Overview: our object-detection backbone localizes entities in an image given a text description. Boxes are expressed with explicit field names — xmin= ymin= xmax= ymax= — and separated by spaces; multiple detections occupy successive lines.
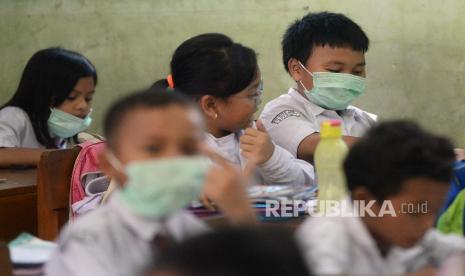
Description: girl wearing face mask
xmin=153 ymin=33 xmax=315 ymax=190
xmin=0 ymin=47 xmax=97 ymax=167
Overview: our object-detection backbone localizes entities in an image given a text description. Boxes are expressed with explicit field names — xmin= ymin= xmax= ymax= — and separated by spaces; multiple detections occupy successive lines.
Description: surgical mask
xmin=107 ymin=153 xmax=210 ymax=218
xmin=48 ymin=108 xmax=92 ymax=138
xmin=298 ymin=62 xmax=365 ymax=110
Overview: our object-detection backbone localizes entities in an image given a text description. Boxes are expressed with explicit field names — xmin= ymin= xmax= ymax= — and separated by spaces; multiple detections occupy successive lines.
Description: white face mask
xmin=106 ymin=152 xmax=210 ymax=218
xmin=48 ymin=108 xmax=92 ymax=138
xmin=298 ymin=62 xmax=366 ymax=110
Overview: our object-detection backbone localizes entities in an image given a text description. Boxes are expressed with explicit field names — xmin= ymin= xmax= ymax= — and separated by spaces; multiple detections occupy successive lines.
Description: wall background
xmin=1 ymin=0 xmax=464 ymax=145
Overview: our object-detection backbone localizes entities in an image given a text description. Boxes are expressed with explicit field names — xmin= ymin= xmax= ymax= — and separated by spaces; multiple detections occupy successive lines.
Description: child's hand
xmin=240 ymin=119 xmax=275 ymax=165
xmin=455 ymin=148 xmax=465 ymax=161
xmin=200 ymin=145 xmax=257 ymax=226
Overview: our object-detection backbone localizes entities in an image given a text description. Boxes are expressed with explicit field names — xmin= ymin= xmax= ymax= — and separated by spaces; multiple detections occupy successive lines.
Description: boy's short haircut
xmin=147 ymin=228 xmax=312 ymax=276
xmin=282 ymin=11 xmax=369 ymax=72
xmin=103 ymin=87 xmax=192 ymax=150
xmin=344 ymin=121 xmax=455 ymax=200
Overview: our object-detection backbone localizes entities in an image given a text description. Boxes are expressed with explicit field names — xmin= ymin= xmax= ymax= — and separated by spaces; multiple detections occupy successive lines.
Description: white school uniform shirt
xmin=45 ymin=193 xmax=209 ymax=276
xmin=259 ymin=88 xmax=377 ymax=157
xmin=296 ymin=214 xmax=465 ymax=275
xmin=203 ymin=130 xmax=315 ymax=187
xmin=0 ymin=106 xmax=65 ymax=148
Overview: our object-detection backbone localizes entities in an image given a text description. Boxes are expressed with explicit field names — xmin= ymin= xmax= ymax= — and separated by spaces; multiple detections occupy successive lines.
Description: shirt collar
xmin=108 ymin=192 xmax=165 ymax=241
xmin=205 ymin=132 xmax=237 ymax=144
xmin=288 ymin=87 xmax=326 ymax=116
xmin=288 ymin=87 xmax=356 ymax=116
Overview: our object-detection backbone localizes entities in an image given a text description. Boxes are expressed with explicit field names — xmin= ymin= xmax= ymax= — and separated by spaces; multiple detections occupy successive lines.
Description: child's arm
xmin=200 ymin=146 xmax=257 ymax=226
xmin=259 ymin=108 xmax=358 ymax=164
xmin=240 ymin=120 xmax=314 ymax=186
xmin=297 ymin=133 xmax=358 ymax=164
xmin=0 ymin=148 xmax=48 ymax=168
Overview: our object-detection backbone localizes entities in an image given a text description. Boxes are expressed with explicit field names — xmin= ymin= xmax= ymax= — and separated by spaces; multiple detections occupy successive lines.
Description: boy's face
xmin=356 ymin=177 xmax=449 ymax=250
xmin=288 ymin=45 xmax=366 ymax=92
xmin=102 ymin=105 xmax=202 ymax=185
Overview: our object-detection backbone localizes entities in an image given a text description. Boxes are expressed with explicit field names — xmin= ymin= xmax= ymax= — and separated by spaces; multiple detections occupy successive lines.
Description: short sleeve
xmin=296 ymin=217 xmax=351 ymax=275
xmin=0 ymin=107 xmax=28 ymax=147
xmin=45 ymin=223 xmax=115 ymax=276
xmin=260 ymin=106 xmax=317 ymax=157
xmin=359 ymin=110 xmax=378 ymax=126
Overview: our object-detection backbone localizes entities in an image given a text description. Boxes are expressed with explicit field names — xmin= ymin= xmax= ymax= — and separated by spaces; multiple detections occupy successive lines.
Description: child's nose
xmin=163 ymin=147 xmax=184 ymax=158
xmin=76 ymin=97 xmax=90 ymax=114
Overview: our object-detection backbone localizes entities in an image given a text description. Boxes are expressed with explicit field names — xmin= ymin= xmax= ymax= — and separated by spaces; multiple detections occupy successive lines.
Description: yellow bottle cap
xmin=320 ymin=120 xmax=342 ymax=138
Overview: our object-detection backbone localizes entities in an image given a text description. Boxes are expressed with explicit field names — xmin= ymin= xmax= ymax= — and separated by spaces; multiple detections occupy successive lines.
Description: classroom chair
xmin=0 ymin=242 xmax=13 ymax=276
xmin=37 ymin=147 xmax=81 ymax=241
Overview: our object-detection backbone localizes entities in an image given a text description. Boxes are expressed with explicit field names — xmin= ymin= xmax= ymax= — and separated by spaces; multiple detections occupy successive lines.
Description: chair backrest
xmin=0 ymin=242 xmax=13 ymax=276
xmin=37 ymin=147 xmax=81 ymax=241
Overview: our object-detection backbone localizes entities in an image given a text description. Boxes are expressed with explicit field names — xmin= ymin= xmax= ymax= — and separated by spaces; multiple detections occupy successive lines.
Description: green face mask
xmin=298 ymin=62 xmax=366 ymax=110
xmin=48 ymin=108 xmax=92 ymax=138
xmin=107 ymin=153 xmax=210 ymax=218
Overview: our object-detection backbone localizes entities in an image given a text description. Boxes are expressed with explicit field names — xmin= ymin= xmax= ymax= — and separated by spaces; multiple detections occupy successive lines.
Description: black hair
xmin=1 ymin=47 xmax=97 ymax=148
xmin=147 ymin=227 xmax=311 ymax=276
xmin=282 ymin=12 xmax=369 ymax=72
xmin=155 ymin=33 xmax=258 ymax=99
xmin=344 ymin=121 xmax=455 ymax=200
xmin=103 ymin=86 xmax=192 ymax=150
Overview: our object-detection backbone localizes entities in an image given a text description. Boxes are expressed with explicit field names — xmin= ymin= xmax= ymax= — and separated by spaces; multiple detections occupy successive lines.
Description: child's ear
xmin=288 ymin=58 xmax=303 ymax=81
xmin=98 ymin=150 xmax=127 ymax=186
xmin=198 ymin=95 xmax=219 ymax=120
xmin=351 ymin=187 xmax=376 ymax=202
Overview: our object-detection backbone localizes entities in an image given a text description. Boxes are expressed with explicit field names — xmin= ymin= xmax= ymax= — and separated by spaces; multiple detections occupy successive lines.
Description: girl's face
xmin=56 ymin=76 xmax=95 ymax=118
xmin=214 ymin=71 xmax=262 ymax=134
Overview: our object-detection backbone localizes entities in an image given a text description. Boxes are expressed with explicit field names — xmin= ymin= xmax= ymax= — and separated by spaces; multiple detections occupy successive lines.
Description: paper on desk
xmin=8 ymin=233 xmax=56 ymax=265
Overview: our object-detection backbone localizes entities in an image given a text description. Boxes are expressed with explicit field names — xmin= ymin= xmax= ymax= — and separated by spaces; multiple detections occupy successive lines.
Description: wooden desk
xmin=0 ymin=169 xmax=37 ymax=241
xmin=204 ymin=214 xmax=306 ymax=231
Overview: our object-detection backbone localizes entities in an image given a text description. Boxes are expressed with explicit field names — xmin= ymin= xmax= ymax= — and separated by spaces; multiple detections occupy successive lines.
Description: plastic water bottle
xmin=314 ymin=120 xmax=348 ymax=213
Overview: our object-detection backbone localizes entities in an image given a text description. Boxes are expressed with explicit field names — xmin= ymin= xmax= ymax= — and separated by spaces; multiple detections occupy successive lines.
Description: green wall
xmin=1 ymin=0 xmax=465 ymax=145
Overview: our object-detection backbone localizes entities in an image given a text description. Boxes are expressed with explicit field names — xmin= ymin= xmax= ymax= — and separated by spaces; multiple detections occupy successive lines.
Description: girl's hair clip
xmin=167 ymin=74 xmax=175 ymax=89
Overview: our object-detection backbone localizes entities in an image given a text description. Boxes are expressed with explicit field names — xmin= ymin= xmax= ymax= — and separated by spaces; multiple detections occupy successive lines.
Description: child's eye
xmin=85 ymin=97 xmax=93 ymax=102
xmin=145 ymin=145 xmax=162 ymax=154
xmin=182 ymin=143 xmax=199 ymax=155
xmin=67 ymin=96 xmax=77 ymax=101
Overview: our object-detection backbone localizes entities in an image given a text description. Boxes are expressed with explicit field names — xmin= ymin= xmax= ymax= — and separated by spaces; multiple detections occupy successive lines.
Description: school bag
xmin=436 ymin=160 xmax=465 ymax=235
xmin=69 ymin=140 xmax=111 ymax=217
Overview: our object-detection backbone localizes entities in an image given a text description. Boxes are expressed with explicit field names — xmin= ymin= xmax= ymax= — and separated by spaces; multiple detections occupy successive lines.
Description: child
xmin=297 ymin=121 xmax=465 ymax=275
xmin=0 ymin=47 xmax=97 ymax=167
xmin=145 ymin=227 xmax=311 ymax=276
xmin=260 ymin=12 xmax=377 ymax=163
xmin=45 ymin=88 xmax=256 ymax=276
xmin=154 ymin=33 xmax=314 ymax=188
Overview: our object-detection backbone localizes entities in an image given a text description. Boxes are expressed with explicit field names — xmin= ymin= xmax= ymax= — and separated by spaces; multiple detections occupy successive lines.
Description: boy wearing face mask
xmin=45 ymin=88 xmax=256 ymax=276
xmin=260 ymin=12 xmax=377 ymax=164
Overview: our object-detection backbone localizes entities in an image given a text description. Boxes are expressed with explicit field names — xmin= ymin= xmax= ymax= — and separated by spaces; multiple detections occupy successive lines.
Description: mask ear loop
xmin=299 ymin=80 xmax=310 ymax=92
xmin=297 ymin=61 xmax=314 ymax=92
xmin=106 ymin=151 xmax=125 ymax=173
xmin=298 ymin=61 xmax=314 ymax=77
